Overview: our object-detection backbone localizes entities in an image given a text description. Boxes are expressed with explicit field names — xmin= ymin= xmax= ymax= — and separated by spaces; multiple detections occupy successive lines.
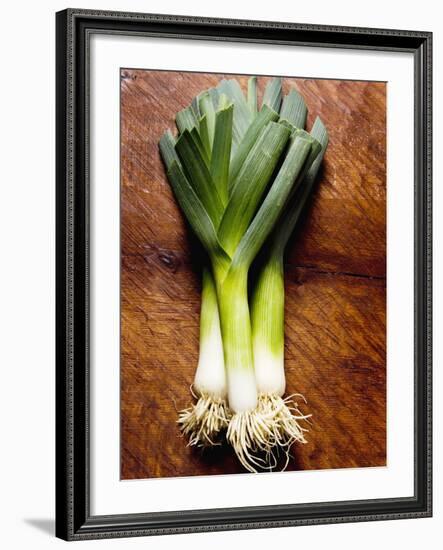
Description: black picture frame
xmin=55 ymin=8 xmax=432 ymax=541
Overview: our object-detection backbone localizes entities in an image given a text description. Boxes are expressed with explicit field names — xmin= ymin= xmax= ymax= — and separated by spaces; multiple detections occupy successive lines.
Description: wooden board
xmin=120 ymin=70 xmax=386 ymax=479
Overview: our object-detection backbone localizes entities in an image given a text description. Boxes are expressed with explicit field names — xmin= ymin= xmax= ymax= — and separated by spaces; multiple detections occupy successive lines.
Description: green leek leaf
xmin=176 ymin=106 xmax=199 ymax=134
xmin=262 ymin=77 xmax=282 ymax=113
xmin=231 ymin=135 xmax=313 ymax=271
xmin=217 ymin=79 xmax=252 ymax=148
xmin=279 ymin=89 xmax=307 ymax=129
xmin=199 ymin=91 xmax=217 ymax=150
xmin=270 ymin=116 xmax=328 ymax=255
xmin=217 ymin=121 xmax=290 ymax=256
xmin=159 ymin=130 xmax=180 ymax=171
xmin=198 ymin=115 xmax=211 ymax=159
xmin=166 ymin=161 xmax=230 ymax=275
xmin=247 ymin=76 xmax=258 ymax=115
xmin=228 ymin=104 xmax=279 ymax=192
xmin=210 ymin=104 xmax=234 ymax=206
xmin=175 ymin=130 xmax=224 ymax=227
xmin=191 ymin=96 xmax=200 ymax=119
xmin=208 ymin=87 xmax=220 ymax=108
xmin=188 ymin=126 xmax=210 ymax=166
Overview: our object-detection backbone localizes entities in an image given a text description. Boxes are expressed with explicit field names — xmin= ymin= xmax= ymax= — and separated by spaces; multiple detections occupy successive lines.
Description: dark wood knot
xmin=158 ymin=251 xmax=179 ymax=272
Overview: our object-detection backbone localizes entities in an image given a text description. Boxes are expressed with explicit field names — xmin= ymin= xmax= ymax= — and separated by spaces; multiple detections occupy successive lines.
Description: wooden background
xmin=120 ymin=70 xmax=386 ymax=479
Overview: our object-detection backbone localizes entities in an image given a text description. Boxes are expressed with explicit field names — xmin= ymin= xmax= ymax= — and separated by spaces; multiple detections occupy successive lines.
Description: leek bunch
xmin=159 ymin=76 xmax=328 ymax=472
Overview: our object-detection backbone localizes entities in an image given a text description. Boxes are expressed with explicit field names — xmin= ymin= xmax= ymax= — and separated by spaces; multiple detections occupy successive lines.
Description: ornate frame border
xmin=55 ymin=9 xmax=432 ymax=540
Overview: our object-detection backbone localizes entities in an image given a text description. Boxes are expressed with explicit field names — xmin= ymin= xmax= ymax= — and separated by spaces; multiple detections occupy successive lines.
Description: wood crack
xmin=286 ymin=263 xmax=386 ymax=281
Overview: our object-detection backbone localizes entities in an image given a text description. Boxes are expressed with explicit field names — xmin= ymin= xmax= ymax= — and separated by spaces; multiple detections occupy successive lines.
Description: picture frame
xmin=55 ymin=8 xmax=432 ymax=541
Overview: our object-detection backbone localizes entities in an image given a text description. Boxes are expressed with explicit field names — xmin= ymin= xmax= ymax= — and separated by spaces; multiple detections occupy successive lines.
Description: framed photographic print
xmin=55 ymin=8 xmax=432 ymax=541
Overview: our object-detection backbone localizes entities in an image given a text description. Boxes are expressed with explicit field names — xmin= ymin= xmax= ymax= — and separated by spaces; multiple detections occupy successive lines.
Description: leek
xmin=160 ymin=131 xmax=231 ymax=447
xmin=222 ymin=135 xmax=317 ymax=469
xmin=178 ymin=266 xmax=230 ymax=446
xmin=251 ymin=116 xmax=329 ymax=457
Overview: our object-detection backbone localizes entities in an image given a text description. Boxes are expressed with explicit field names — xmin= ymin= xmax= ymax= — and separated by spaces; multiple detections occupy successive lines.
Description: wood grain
xmin=120 ymin=69 xmax=386 ymax=479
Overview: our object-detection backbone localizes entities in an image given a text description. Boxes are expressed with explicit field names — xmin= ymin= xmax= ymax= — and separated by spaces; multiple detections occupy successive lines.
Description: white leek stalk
xmin=178 ymin=267 xmax=230 ymax=446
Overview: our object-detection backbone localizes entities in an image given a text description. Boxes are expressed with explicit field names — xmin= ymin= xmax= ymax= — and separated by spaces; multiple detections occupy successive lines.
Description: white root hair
xmin=226 ymin=394 xmax=312 ymax=473
xmin=178 ymin=387 xmax=311 ymax=471
xmin=226 ymin=410 xmax=277 ymax=472
xmin=257 ymin=393 xmax=312 ymax=469
xmin=177 ymin=389 xmax=231 ymax=448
